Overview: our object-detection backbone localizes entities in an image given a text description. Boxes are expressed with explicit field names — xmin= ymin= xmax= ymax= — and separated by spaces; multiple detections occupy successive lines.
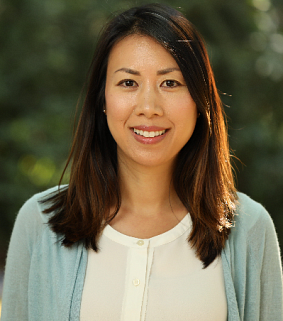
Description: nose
xmin=134 ymin=84 xmax=163 ymax=118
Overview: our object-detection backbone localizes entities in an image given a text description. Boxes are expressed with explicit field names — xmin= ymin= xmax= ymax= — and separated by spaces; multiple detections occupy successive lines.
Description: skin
xmin=105 ymin=35 xmax=198 ymax=238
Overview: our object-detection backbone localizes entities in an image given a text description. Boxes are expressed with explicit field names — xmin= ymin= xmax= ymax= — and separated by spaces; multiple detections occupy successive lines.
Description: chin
xmin=131 ymin=155 xmax=176 ymax=169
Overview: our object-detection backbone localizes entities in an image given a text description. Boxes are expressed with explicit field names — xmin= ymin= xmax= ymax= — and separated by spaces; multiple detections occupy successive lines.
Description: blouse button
xmin=133 ymin=279 xmax=140 ymax=286
xmin=137 ymin=240 xmax=144 ymax=246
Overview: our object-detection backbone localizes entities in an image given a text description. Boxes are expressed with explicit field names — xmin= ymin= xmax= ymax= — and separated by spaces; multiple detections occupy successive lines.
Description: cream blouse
xmin=80 ymin=214 xmax=227 ymax=321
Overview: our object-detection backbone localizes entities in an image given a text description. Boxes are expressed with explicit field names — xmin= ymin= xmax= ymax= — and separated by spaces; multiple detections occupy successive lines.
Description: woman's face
xmin=105 ymin=35 xmax=198 ymax=169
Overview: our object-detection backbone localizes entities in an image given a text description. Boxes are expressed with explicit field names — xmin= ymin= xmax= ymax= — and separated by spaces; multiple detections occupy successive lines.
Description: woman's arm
xmin=227 ymin=193 xmax=283 ymax=320
xmin=1 ymin=194 xmax=45 ymax=321
xmin=258 ymin=209 xmax=283 ymax=320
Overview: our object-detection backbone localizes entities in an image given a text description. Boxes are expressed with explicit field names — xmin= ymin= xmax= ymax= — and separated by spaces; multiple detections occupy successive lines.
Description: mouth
xmin=133 ymin=128 xmax=166 ymax=138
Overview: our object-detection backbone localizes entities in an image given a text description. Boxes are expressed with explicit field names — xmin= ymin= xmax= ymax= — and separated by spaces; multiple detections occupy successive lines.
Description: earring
xmin=103 ymin=109 xmax=106 ymax=114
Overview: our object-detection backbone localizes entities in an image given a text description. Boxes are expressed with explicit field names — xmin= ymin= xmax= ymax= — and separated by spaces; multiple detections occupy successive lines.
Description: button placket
xmin=121 ymin=244 xmax=149 ymax=321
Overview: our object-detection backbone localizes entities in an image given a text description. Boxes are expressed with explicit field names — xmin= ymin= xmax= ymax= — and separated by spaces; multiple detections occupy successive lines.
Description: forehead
xmin=107 ymin=35 xmax=179 ymax=72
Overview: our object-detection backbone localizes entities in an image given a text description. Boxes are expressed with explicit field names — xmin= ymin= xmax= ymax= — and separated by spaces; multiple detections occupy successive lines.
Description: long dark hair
xmin=42 ymin=3 xmax=238 ymax=268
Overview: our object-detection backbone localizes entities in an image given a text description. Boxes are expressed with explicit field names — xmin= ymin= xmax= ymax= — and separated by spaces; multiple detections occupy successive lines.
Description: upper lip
xmin=131 ymin=125 xmax=168 ymax=131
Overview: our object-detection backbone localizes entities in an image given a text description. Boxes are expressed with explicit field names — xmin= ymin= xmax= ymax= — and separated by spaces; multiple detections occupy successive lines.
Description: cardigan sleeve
xmin=242 ymin=200 xmax=283 ymax=321
xmin=227 ymin=193 xmax=283 ymax=321
xmin=1 ymin=194 xmax=46 ymax=321
xmin=257 ymin=208 xmax=283 ymax=320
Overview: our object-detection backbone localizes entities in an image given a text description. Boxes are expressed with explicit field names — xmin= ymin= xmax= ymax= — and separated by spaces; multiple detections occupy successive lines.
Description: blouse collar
xmin=103 ymin=214 xmax=191 ymax=249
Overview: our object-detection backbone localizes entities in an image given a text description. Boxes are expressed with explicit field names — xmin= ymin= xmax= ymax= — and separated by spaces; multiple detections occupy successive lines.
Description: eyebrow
xmin=157 ymin=67 xmax=181 ymax=75
xmin=114 ymin=67 xmax=181 ymax=75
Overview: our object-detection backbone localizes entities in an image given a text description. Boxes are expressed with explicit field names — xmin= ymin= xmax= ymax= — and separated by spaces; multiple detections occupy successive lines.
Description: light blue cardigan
xmin=1 ymin=187 xmax=283 ymax=321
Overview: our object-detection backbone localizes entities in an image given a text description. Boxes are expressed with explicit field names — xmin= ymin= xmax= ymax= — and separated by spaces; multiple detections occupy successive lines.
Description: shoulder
xmin=225 ymin=192 xmax=281 ymax=271
xmin=12 ymin=186 xmax=67 ymax=247
xmin=17 ymin=185 xmax=65 ymax=224
xmin=228 ymin=192 xmax=279 ymax=252
xmin=234 ymin=192 xmax=273 ymax=232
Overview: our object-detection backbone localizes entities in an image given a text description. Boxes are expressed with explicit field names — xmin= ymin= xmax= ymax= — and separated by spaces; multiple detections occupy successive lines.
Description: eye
xmin=161 ymin=80 xmax=182 ymax=87
xmin=117 ymin=79 xmax=138 ymax=87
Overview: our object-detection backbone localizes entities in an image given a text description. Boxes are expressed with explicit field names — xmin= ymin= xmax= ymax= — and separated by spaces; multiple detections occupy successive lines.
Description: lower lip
xmin=131 ymin=129 xmax=168 ymax=144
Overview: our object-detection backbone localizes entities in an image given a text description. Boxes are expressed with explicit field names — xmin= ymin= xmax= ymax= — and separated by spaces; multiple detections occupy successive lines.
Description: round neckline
xmin=103 ymin=213 xmax=191 ymax=248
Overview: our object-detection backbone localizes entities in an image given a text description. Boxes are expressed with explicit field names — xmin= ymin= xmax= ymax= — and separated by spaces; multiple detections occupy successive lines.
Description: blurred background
xmin=0 ymin=0 xmax=283 ymax=311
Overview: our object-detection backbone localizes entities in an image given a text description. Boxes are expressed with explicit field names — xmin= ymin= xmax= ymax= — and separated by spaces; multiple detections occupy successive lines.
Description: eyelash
xmin=117 ymin=79 xmax=182 ymax=87
xmin=162 ymin=80 xmax=182 ymax=87
xmin=117 ymin=79 xmax=137 ymax=87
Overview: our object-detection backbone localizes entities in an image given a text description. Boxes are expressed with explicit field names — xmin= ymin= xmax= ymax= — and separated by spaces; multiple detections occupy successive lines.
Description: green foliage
xmin=0 ymin=0 xmax=283 ymax=268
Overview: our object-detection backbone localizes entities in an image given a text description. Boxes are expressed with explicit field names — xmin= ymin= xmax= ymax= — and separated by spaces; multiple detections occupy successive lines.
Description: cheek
xmin=174 ymin=106 xmax=197 ymax=144
xmin=105 ymin=94 xmax=134 ymax=144
xmin=166 ymin=95 xmax=197 ymax=128
xmin=105 ymin=91 xmax=134 ymax=122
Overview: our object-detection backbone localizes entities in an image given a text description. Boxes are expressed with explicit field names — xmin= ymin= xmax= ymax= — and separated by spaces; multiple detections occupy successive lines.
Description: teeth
xmin=133 ymin=128 xmax=166 ymax=137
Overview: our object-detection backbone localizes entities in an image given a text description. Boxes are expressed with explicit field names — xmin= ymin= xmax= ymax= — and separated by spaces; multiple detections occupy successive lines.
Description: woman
xmin=1 ymin=4 xmax=282 ymax=321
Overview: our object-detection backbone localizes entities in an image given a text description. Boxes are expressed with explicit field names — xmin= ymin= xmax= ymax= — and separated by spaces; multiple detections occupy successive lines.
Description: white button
xmin=137 ymin=240 xmax=144 ymax=246
xmin=132 ymin=279 xmax=140 ymax=286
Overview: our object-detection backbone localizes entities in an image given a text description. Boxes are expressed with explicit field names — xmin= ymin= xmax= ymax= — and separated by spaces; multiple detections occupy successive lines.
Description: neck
xmin=116 ymin=158 xmax=183 ymax=219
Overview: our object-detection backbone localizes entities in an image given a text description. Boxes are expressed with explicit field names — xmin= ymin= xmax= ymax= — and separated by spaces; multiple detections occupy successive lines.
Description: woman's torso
xmin=80 ymin=214 xmax=227 ymax=321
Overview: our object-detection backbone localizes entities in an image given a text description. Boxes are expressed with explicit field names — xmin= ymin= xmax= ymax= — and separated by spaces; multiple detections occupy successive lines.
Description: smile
xmin=133 ymin=128 xmax=166 ymax=137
